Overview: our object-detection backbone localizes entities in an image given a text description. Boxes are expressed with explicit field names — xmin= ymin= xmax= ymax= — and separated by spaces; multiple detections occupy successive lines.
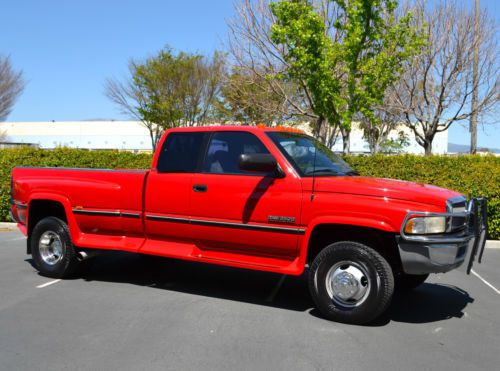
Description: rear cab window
xmin=157 ymin=132 xmax=206 ymax=173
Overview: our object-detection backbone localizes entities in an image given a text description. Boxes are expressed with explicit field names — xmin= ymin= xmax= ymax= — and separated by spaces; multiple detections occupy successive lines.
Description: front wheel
xmin=309 ymin=241 xmax=394 ymax=324
xmin=31 ymin=217 xmax=79 ymax=278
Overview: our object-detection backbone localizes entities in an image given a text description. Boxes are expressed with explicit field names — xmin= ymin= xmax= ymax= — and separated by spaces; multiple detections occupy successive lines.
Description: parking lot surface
xmin=0 ymin=229 xmax=499 ymax=371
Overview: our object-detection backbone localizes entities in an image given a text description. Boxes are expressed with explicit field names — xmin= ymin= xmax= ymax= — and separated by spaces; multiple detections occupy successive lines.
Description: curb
xmin=0 ymin=222 xmax=17 ymax=230
xmin=487 ymin=240 xmax=500 ymax=249
xmin=0 ymin=221 xmax=499 ymax=247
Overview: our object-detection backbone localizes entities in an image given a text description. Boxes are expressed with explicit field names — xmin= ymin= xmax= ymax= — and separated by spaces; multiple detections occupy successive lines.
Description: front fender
xmin=295 ymin=215 xmax=399 ymax=275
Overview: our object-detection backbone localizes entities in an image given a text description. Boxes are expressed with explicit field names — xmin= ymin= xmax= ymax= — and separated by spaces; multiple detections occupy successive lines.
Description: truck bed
xmin=11 ymin=167 xmax=149 ymax=252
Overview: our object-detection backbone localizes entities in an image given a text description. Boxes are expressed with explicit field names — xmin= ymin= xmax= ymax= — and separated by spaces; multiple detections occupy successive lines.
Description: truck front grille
xmin=447 ymin=196 xmax=468 ymax=233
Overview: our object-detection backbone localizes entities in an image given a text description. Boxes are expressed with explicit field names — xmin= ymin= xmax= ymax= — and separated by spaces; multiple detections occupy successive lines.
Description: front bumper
xmin=397 ymin=198 xmax=488 ymax=275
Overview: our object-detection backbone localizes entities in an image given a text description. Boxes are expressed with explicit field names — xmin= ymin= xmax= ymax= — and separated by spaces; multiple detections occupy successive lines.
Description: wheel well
xmin=306 ymin=224 xmax=402 ymax=272
xmin=27 ymin=200 xmax=67 ymax=254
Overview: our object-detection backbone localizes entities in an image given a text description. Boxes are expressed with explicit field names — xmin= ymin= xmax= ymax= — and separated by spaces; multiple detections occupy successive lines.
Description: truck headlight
xmin=404 ymin=216 xmax=447 ymax=234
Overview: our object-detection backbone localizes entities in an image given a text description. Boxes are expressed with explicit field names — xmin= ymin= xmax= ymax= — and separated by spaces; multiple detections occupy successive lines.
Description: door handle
xmin=193 ymin=184 xmax=208 ymax=192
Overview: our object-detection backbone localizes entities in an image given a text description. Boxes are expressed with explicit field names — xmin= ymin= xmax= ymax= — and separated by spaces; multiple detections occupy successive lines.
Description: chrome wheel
xmin=38 ymin=231 xmax=63 ymax=266
xmin=325 ymin=261 xmax=370 ymax=308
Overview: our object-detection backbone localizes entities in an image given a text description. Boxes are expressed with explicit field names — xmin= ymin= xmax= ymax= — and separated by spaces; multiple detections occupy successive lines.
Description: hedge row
xmin=1 ymin=147 xmax=498 ymax=239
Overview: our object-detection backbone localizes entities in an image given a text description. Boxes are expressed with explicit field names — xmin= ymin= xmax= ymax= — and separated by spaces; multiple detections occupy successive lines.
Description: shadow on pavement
xmin=386 ymin=283 xmax=474 ymax=324
xmin=27 ymin=251 xmax=475 ymax=325
xmin=79 ymin=251 xmax=314 ymax=312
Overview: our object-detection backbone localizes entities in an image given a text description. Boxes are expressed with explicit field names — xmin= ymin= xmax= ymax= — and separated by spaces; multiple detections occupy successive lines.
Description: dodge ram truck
xmin=10 ymin=126 xmax=488 ymax=324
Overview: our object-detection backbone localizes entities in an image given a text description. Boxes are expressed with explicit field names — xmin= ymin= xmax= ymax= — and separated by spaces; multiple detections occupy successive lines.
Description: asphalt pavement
xmin=0 ymin=229 xmax=499 ymax=371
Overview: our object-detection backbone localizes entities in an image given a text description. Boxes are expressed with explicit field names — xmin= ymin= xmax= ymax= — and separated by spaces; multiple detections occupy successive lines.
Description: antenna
xmin=311 ymin=139 xmax=317 ymax=201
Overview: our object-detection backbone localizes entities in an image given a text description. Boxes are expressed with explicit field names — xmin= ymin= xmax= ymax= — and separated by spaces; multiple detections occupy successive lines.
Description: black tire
xmin=309 ymin=241 xmax=394 ymax=325
xmin=395 ymin=273 xmax=429 ymax=290
xmin=31 ymin=217 xmax=79 ymax=278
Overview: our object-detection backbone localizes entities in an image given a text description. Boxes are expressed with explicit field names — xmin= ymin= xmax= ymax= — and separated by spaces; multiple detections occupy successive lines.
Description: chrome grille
xmin=446 ymin=196 xmax=468 ymax=232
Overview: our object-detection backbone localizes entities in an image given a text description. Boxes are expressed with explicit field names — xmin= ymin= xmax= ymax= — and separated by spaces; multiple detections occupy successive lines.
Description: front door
xmin=190 ymin=131 xmax=303 ymax=259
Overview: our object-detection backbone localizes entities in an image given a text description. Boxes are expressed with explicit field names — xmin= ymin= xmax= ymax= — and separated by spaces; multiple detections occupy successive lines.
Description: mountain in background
xmin=448 ymin=143 xmax=500 ymax=154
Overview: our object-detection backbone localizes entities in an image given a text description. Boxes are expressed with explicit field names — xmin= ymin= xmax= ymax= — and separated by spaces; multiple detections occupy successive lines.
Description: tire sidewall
xmin=31 ymin=217 xmax=76 ymax=278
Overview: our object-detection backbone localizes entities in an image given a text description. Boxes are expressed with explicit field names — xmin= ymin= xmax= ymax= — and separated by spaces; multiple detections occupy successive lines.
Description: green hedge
xmin=1 ymin=148 xmax=498 ymax=239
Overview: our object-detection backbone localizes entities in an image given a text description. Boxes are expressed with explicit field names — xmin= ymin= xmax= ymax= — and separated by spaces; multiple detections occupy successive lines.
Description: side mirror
xmin=238 ymin=153 xmax=283 ymax=177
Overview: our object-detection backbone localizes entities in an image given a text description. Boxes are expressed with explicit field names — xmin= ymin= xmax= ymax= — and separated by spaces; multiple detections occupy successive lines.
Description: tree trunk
xmin=340 ymin=127 xmax=350 ymax=154
xmin=423 ymin=139 xmax=432 ymax=156
xmin=313 ymin=116 xmax=326 ymax=144
xmin=150 ymin=130 xmax=157 ymax=153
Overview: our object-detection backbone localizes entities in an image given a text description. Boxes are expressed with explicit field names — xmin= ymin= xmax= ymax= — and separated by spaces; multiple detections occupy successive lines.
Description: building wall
xmin=0 ymin=120 xmax=448 ymax=154
xmin=330 ymin=124 xmax=448 ymax=154
xmin=0 ymin=121 xmax=152 ymax=151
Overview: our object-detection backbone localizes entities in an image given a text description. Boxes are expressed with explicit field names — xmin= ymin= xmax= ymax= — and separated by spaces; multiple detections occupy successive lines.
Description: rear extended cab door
xmin=142 ymin=131 xmax=207 ymax=247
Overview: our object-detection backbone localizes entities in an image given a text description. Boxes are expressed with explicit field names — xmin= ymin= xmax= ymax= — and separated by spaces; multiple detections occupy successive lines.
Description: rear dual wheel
xmin=309 ymin=241 xmax=394 ymax=325
xmin=31 ymin=217 xmax=80 ymax=278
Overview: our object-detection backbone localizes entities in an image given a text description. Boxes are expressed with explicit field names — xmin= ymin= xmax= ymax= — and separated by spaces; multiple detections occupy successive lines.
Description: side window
xmin=203 ymin=132 xmax=270 ymax=174
xmin=157 ymin=132 xmax=205 ymax=173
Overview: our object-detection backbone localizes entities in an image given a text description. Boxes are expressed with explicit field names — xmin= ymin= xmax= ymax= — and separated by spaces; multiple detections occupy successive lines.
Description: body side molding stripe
xmin=120 ymin=212 xmax=142 ymax=219
xmin=72 ymin=209 xmax=140 ymax=218
xmin=145 ymin=214 xmax=306 ymax=235
xmin=71 ymin=209 xmax=305 ymax=234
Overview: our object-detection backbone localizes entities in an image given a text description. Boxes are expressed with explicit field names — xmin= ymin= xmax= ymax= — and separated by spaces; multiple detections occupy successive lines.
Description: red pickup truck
xmin=10 ymin=126 xmax=488 ymax=324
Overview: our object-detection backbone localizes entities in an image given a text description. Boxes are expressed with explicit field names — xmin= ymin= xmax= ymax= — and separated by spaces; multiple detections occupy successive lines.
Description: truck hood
xmin=313 ymin=176 xmax=462 ymax=208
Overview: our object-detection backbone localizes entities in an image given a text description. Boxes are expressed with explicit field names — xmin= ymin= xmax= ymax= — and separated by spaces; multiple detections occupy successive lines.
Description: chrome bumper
xmin=397 ymin=198 xmax=488 ymax=275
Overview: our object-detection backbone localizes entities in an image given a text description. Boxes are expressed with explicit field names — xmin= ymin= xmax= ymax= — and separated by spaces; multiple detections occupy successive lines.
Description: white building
xmin=0 ymin=120 xmax=448 ymax=154
xmin=0 ymin=121 xmax=152 ymax=151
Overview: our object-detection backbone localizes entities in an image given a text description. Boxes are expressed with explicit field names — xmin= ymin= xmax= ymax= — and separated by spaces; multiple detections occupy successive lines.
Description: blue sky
xmin=2 ymin=0 xmax=499 ymax=148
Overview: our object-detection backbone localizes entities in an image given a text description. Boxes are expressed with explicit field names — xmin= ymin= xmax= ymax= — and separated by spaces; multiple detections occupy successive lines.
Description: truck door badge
xmin=268 ymin=215 xmax=295 ymax=224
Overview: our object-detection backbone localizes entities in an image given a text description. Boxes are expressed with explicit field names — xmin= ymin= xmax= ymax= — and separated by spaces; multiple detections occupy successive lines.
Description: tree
xmin=390 ymin=0 xmax=499 ymax=155
xmin=105 ymin=47 xmax=225 ymax=151
xmin=217 ymin=67 xmax=291 ymax=125
xmin=359 ymin=95 xmax=405 ymax=154
xmin=270 ymin=0 xmax=423 ymax=153
xmin=227 ymin=1 xmax=328 ymax=135
xmin=0 ymin=55 xmax=25 ymax=122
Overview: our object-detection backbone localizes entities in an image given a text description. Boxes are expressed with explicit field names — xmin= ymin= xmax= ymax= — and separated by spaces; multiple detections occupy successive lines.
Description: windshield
xmin=266 ymin=132 xmax=357 ymax=177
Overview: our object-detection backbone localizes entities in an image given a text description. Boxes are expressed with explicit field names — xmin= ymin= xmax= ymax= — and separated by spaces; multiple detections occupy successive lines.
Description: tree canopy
xmin=270 ymin=0 xmax=424 ymax=153
xmin=106 ymin=47 xmax=225 ymax=151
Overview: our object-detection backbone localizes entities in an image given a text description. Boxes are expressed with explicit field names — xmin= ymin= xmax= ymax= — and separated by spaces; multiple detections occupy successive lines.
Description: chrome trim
xmin=12 ymin=201 xmax=27 ymax=209
xmin=38 ymin=231 xmax=63 ymax=266
xmin=446 ymin=195 xmax=467 ymax=213
xmin=72 ymin=209 xmax=141 ymax=218
xmin=145 ymin=214 xmax=306 ymax=235
xmin=73 ymin=209 xmax=120 ymax=217
xmin=326 ymin=261 xmax=371 ymax=308
xmin=146 ymin=215 xmax=190 ymax=224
